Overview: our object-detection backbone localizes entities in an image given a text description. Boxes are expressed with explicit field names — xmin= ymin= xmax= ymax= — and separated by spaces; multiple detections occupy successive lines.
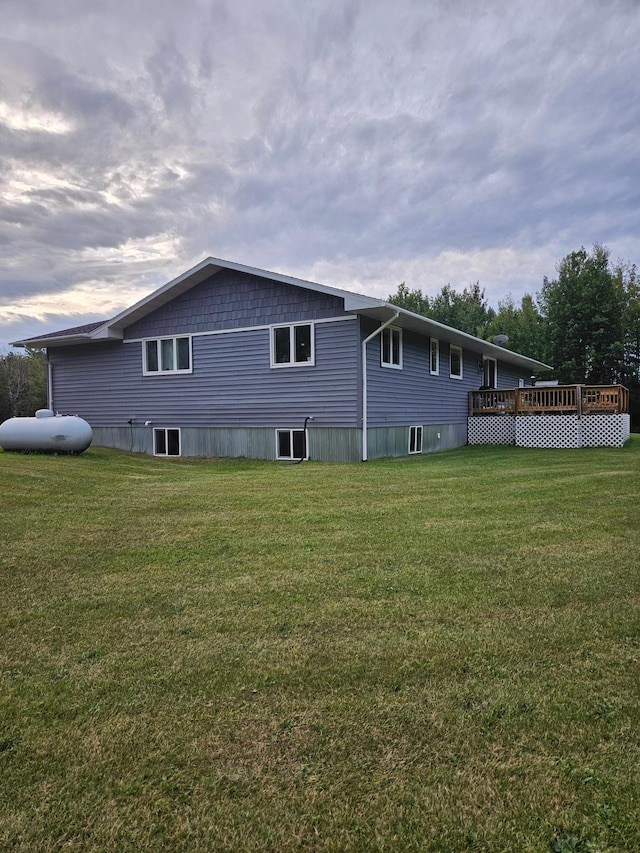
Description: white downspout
xmin=47 ymin=356 xmax=54 ymax=412
xmin=361 ymin=311 xmax=399 ymax=462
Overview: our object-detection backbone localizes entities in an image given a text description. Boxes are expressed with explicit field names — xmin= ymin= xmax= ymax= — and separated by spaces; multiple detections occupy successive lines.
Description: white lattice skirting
xmin=468 ymin=414 xmax=630 ymax=448
xmin=468 ymin=416 xmax=515 ymax=445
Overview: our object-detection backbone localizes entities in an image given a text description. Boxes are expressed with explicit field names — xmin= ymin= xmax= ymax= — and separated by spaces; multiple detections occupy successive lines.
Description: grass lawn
xmin=1 ymin=439 xmax=639 ymax=852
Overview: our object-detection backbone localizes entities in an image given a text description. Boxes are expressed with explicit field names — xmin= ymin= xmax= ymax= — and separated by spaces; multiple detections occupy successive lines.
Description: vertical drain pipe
xmin=361 ymin=311 xmax=399 ymax=462
xmin=47 ymin=356 xmax=54 ymax=412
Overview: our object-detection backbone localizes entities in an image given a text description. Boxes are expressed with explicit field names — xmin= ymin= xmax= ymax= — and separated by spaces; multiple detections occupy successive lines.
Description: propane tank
xmin=0 ymin=409 xmax=93 ymax=453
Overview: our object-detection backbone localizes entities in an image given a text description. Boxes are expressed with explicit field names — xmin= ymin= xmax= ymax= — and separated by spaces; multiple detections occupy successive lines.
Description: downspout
xmin=361 ymin=311 xmax=399 ymax=462
xmin=47 ymin=353 xmax=54 ymax=412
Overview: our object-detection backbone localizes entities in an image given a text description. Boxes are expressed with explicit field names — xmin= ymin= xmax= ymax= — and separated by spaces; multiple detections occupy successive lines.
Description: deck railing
xmin=469 ymin=385 xmax=629 ymax=417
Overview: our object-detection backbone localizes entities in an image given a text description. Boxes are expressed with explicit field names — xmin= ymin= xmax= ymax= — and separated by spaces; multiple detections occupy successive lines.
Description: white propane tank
xmin=0 ymin=409 xmax=93 ymax=453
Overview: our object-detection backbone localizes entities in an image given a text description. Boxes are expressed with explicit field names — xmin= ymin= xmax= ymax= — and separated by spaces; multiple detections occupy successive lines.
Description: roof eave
xmin=11 ymin=333 xmax=94 ymax=348
xmin=352 ymin=303 xmax=552 ymax=372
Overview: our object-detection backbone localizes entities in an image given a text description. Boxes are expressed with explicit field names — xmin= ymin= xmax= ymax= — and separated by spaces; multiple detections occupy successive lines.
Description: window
xmin=381 ymin=326 xmax=402 ymax=368
xmin=271 ymin=323 xmax=314 ymax=367
xmin=430 ymin=338 xmax=439 ymax=375
xmin=482 ymin=357 xmax=497 ymax=388
xmin=144 ymin=337 xmax=191 ymax=374
xmin=409 ymin=425 xmax=423 ymax=454
xmin=450 ymin=345 xmax=463 ymax=379
xmin=154 ymin=428 xmax=181 ymax=456
xmin=276 ymin=429 xmax=308 ymax=460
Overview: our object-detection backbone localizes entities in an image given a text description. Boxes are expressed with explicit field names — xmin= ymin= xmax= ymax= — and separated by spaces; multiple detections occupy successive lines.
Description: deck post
xmin=576 ymin=385 xmax=582 ymax=419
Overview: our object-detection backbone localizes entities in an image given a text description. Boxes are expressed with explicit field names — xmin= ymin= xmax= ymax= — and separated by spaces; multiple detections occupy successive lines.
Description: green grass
xmin=1 ymin=440 xmax=639 ymax=852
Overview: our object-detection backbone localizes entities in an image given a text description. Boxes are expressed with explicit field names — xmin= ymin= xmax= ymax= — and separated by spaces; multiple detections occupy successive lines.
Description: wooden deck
xmin=469 ymin=385 xmax=630 ymax=417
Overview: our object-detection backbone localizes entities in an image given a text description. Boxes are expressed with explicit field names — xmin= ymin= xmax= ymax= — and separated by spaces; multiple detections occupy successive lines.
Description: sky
xmin=1 ymin=0 xmax=640 ymax=350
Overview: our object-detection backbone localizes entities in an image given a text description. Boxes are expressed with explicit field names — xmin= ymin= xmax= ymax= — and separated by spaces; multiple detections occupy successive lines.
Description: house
xmin=13 ymin=258 xmax=550 ymax=462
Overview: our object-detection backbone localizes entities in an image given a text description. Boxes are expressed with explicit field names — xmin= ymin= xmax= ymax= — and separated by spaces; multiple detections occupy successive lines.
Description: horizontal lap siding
xmin=497 ymin=362 xmax=533 ymax=387
xmin=50 ymin=319 xmax=359 ymax=428
xmin=365 ymin=326 xmax=536 ymax=427
xmin=366 ymin=329 xmax=477 ymax=426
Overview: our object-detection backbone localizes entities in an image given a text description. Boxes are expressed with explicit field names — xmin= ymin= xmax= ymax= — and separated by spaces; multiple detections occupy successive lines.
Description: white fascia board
xmin=12 ymin=333 xmax=91 ymax=348
xmin=353 ymin=303 xmax=552 ymax=372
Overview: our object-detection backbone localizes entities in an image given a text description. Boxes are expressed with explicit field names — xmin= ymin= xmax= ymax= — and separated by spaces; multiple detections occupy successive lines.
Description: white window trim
xmin=381 ymin=326 xmax=403 ymax=369
xmin=270 ymin=322 xmax=315 ymax=368
xmin=143 ymin=336 xmax=193 ymax=376
xmin=275 ymin=428 xmax=309 ymax=460
xmin=409 ymin=425 xmax=423 ymax=454
xmin=153 ymin=427 xmax=181 ymax=457
xmin=450 ymin=345 xmax=463 ymax=380
xmin=430 ymin=338 xmax=440 ymax=375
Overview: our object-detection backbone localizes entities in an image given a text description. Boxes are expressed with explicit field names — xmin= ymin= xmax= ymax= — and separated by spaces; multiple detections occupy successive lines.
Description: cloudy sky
xmin=1 ymin=0 xmax=639 ymax=349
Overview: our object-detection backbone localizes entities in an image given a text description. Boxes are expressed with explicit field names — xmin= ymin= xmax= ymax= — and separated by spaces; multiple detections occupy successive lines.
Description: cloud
xmin=1 ymin=0 xmax=640 ymax=350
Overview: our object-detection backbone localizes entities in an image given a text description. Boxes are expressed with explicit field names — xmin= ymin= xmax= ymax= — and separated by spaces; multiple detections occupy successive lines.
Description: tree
xmin=428 ymin=282 xmax=495 ymax=338
xmin=22 ymin=349 xmax=48 ymax=416
xmin=0 ymin=359 xmax=11 ymax=423
xmin=388 ymin=280 xmax=495 ymax=338
xmin=485 ymin=293 xmax=546 ymax=362
xmin=539 ymin=244 xmax=625 ymax=384
xmin=0 ymin=349 xmax=47 ymax=419
xmin=617 ymin=260 xmax=640 ymax=383
xmin=387 ymin=282 xmax=430 ymax=315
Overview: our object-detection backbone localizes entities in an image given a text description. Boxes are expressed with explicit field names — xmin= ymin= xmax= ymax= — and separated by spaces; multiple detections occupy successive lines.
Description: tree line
xmin=0 ymin=349 xmax=48 ymax=423
xmin=388 ymin=244 xmax=640 ymax=424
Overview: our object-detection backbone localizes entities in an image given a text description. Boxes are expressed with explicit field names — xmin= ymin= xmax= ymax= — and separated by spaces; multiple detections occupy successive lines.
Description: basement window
xmin=409 ymin=425 xmax=423 ymax=454
xmin=276 ymin=429 xmax=308 ymax=460
xmin=154 ymin=428 xmax=181 ymax=457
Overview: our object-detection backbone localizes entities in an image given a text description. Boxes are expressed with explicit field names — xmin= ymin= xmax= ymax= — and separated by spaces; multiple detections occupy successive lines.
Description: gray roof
xmin=21 ymin=321 xmax=108 ymax=342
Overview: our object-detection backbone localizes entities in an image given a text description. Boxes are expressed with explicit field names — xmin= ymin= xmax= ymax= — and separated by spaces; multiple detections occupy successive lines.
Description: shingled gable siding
xmin=48 ymin=316 xmax=359 ymax=431
xmin=124 ymin=268 xmax=347 ymax=339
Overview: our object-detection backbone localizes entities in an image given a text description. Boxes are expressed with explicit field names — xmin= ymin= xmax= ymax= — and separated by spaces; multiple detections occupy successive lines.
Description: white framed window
xmin=271 ymin=323 xmax=314 ymax=367
xmin=154 ymin=428 xmax=181 ymax=457
xmin=276 ymin=429 xmax=308 ymax=460
xmin=430 ymin=338 xmax=439 ymax=375
xmin=143 ymin=336 xmax=192 ymax=375
xmin=450 ymin=345 xmax=463 ymax=379
xmin=409 ymin=425 xmax=423 ymax=454
xmin=381 ymin=326 xmax=402 ymax=368
xmin=518 ymin=377 xmax=526 ymax=388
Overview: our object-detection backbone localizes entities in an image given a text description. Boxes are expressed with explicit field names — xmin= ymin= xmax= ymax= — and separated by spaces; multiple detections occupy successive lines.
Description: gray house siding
xmin=364 ymin=327 xmax=473 ymax=427
xmin=358 ymin=320 xmax=534 ymax=459
xmin=496 ymin=361 xmax=533 ymax=387
xmin=50 ymin=317 xmax=360 ymax=431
